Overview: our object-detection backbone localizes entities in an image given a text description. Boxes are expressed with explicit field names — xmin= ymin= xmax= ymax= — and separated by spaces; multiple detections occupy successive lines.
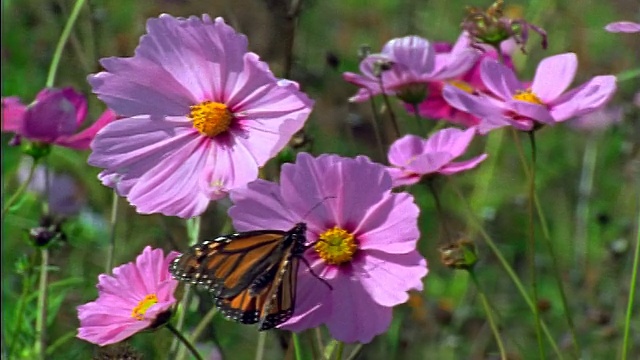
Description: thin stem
xmin=366 ymin=93 xmax=388 ymax=159
xmin=46 ymin=0 xmax=86 ymax=87
xmin=377 ymin=77 xmax=401 ymax=139
xmin=166 ymin=322 xmax=204 ymax=360
xmin=334 ymin=341 xmax=344 ymax=360
xmin=106 ymin=191 xmax=119 ymax=273
xmin=34 ymin=248 xmax=49 ymax=360
xmin=621 ymin=199 xmax=640 ymax=360
xmin=8 ymin=254 xmax=36 ymax=358
xmin=449 ymin=178 xmax=564 ymax=358
xmin=344 ymin=344 xmax=363 ymax=360
xmin=2 ymin=159 xmax=37 ymax=223
xmin=292 ymin=332 xmax=303 ymax=360
xmin=525 ymin=131 xmax=544 ymax=359
xmin=255 ymin=331 xmax=267 ymax=360
xmin=189 ymin=307 xmax=218 ymax=346
xmin=425 ymin=178 xmax=452 ymax=243
xmin=468 ymin=270 xmax=508 ymax=360
xmin=282 ymin=0 xmax=302 ymax=79
xmin=575 ymin=135 xmax=598 ymax=269
xmin=411 ymin=103 xmax=426 ymax=136
xmin=314 ymin=328 xmax=326 ymax=360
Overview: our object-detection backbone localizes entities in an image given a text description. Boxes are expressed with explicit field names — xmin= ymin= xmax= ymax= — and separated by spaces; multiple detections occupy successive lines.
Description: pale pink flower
xmin=229 ymin=153 xmax=427 ymax=343
xmin=343 ymin=35 xmax=479 ymax=104
xmin=443 ymin=53 xmax=617 ymax=134
xmin=77 ymin=247 xmax=179 ymax=346
xmin=567 ymin=106 xmax=623 ymax=132
xmin=386 ymin=128 xmax=487 ymax=187
xmin=604 ymin=21 xmax=640 ymax=33
xmin=88 ymin=15 xmax=313 ymax=218
xmin=1 ymin=88 xmax=115 ymax=149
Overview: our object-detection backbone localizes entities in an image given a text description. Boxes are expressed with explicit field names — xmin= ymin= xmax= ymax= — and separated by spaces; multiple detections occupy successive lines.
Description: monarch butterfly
xmin=169 ymin=222 xmax=320 ymax=330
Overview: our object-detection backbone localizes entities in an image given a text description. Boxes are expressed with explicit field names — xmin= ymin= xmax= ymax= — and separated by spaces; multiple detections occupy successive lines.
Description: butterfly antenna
xmin=299 ymin=256 xmax=333 ymax=290
xmin=300 ymin=195 xmax=337 ymax=222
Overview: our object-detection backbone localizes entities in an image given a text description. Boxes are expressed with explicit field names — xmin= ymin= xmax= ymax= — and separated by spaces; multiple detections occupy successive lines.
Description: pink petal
xmin=481 ymin=59 xmax=522 ymax=100
xmin=1 ymin=96 xmax=26 ymax=132
xmin=55 ymin=109 xmax=117 ymax=149
xmin=386 ymin=167 xmax=421 ymax=187
xmin=356 ymin=192 xmax=420 ymax=254
xmin=439 ymin=154 xmax=488 ymax=175
xmin=382 ymin=36 xmax=435 ymax=75
xmin=549 ymin=75 xmax=617 ymax=122
xmin=387 ymin=134 xmax=429 ymax=167
xmin=356 ymin=250 xmax=427 ymax=306
xmin=531 ymin=53 xmax=577 ymax=102
xmin=508 ymin=101 xmax=555 ymax=124
xmin=280 ymin=266 xmax=332 ymax=331
xmin=442 ymin=85 xmax=503 ymax=118
xmin=229 ymin=179 xmax=298 ymax=232
xmin=605 ymin=21 xmax=640 ymax=33
xmin=425 ymin=127 xmax=477 ymax=158
xmin=23 ymin=90 xmax=78 ymax=140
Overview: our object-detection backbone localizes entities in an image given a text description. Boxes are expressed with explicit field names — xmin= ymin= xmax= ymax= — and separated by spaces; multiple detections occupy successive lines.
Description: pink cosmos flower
xmin=1 ymin=87 xmax=116 ymax=149
xmin=229 ymin=153 xmax=427 ymax=343
xmin=88 ymin=14 xmax=313 ymax=218
xmin=343 ymin=35 xmax=479 ymax=104
xmin=386 ymin=127 xmax=487 ymax=187
xmin=409 ymin=35 xmax=515 ymax=127
xmin=442 ymin=53 xmax=617 ymax=134
xmin=604 ymin=21 xmax=640 ymax=33
xmin=77 ymin=246 xmax=179 ymax=346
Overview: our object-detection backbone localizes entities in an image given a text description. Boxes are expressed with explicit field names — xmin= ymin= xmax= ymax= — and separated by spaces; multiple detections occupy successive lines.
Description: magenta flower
xmin=229 ymin=153 xmax=427 ymax=343
xmin=443 ymin=53 xmax=617 ymax=134
xmin=343 ymin=35 xmax=478 ymax=104
xmin=87 ymin=14 xmax=313 ymax=218
xmin=77 ymin=246 xmax=179 ymax=346
xmin=1 ymin=88 xmax=116 ymax=149
xmin=386 ymin=128 xmax=487 ymax=187
xmin=409 ymin=34 xmax=515 ymax=127
xmin=604 ymin=21 xmax=640 ymax=33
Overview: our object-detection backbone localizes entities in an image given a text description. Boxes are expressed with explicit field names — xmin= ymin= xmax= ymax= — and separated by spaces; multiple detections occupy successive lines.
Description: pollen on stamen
xmin=314 ymin=226 xmax=358 ymax=265
xmin=513 ymin=89 xmax=544 ymax=105
xmin=189 ymin=101 xmax=233 ymax=137
xmin=131 ymin=294 xmax=158 ymax=320
xmin=448 ymin=80 xmax=475 ymax=94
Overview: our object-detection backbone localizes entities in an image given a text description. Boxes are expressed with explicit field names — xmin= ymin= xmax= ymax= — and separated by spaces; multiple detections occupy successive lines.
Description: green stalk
xmin=46 ymin=0 xmax=86 ymax=87
xmin=621 ymin=199 xmax=640 ymax=359
xmin=255 ymin=332 xmax=267 ymax=360
xmin=367 ymin=93 xmax=388 ymax=159
xmin=334 ymin=340 xmax=344 ymax=360
xmin=449 ymin=178 xmax=564 ymax=358
xmin=166 ymin=322 xmax=204 ymax=360
xmin=468 ymin=270 xmax=508 ymax=359
xmin=377 ymin=77 xmax=401 ymax=140
xmin=292 ymin=332 xmax=303 ymax=360
xmin=7 ymin=254 xmax=36 ymax=358
xmin=106 ymin=191 xmax=119 ymax=273
xmin=34 ymin=248 xmax=49 ymax=360
xmin=1 ymin=159 xmax=37 ymax=223
xmin=411 ymin=103 xmax=426 ymax=136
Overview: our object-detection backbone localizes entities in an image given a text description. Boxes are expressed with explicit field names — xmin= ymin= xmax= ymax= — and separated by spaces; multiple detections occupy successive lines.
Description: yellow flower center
xmin=448 ymin=80 xmax=474 ymax=94
xmin=512 ymin=88 xmax=543 ymax=105
xmin=189 ymin=101 xmax=233 ymax=137
xmin=131 ymin=294 xmax=158 ymax=320
xmin=314 ymin=226 xmax=358 ymax=265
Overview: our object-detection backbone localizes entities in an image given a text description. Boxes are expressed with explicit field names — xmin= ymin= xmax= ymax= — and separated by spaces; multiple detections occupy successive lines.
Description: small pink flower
xmin=386 ymin=128 xmax=487 ymax=187
xmin=343 ymin=35 xmax=478 ymax=104
xmin=443 ymin=53 xmax=617 ymax=134
xmin=88 ymin=15 xmax=313 ymax=218
xmin=409 ymin=34 xmax=515 ymax=127
xmin=229 ymin=153 xmax=427 ymax=343
xmin=1 ymin=88 xmax=115 ymax=149
xmin=604 ymin=21 xmax=640 ymax=33
xmin=77 ymin=246 xmax=179 ymax=346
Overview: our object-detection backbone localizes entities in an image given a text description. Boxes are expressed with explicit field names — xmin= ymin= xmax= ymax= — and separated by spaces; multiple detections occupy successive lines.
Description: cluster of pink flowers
xmin=2 ymin=7 xmax=623 ymax=350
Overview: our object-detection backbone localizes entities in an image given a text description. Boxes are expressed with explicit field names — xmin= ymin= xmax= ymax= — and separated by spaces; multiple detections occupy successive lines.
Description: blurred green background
xmin=2 ymin=0 xmax=639 ymax=359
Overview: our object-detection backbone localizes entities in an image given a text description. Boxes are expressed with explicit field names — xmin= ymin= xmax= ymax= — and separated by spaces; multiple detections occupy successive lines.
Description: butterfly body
xmin=170 ymin=223 xmax=309 ymax=330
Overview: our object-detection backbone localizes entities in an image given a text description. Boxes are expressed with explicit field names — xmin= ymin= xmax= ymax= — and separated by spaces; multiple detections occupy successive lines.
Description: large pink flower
xmin=443 ymin=53 xmax=617 ymax=134
xmin=386 ymin=128 xmax=487 ymax=187
xmin=229 ymin=153 xmax=427 ymax=343
xmin=88 ymin=14 xmax=313 ymax=218
xmin=77 ymin=246 xmax=179 ymax=346
xmin=343 ymin=35 xmax=478 ymax=104
xmin=1 ymin=87 xmax=115 ymax=149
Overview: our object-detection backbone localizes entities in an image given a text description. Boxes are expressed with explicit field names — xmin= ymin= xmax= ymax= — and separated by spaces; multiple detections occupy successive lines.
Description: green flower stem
xmin=1 ymin=159 xmax=37 ymax=223
xmin=334 ymin=340 xmax=344 ymax=360
xmin=255 ymin=332 xmax=267 ymax=360
xmin=468 ymin=269 xmax=508 ymax=360
xmin=425 ymin=178 xmax=452 ymax=242
xmin=621 ymin=201 xmax=640 ymax=360
xmin=166 ymin=322 xmax=204 ymax=360
xmin=46 ymin=0 xmax=86 ymax=87
xmin=345 ymin=344 xmax=363 ymax=360
xmin=292 ymin=332 xmax=303 ymax=360
xmin=106 ymin=191 xmax=119 ymax=273
xmin=512 ymin=130 xmax=581 ymax=356
xmin=411 ymin=103 xmax=426 ymax=136
xmin=34 ymin=248 xmax=49 ymax=360
xmin=367 ymin=93 xmax=388 ymax=159
xmin=377 ymin=78 xmax=401 ymax=140
xmin=525 ymin=131 xmax=545 ymax=359
xmin=189 ymin=306 xmax=218 ymax=347
xmin=449 ymin=178 xmax=564 ymax=359
xmin=575 ymin=135 xmax=598 ymax=269
xmin=7 ymin=255 xmax=36 ymax=358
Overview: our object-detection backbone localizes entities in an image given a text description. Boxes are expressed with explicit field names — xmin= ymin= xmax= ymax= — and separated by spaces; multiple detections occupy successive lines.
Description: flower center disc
xmin=189 ymin=101 xmax=233 ymax=137
xmin=448 ymin=80 xmax=474 ymax=94
xmin=314 ymin=226 xmax=357 ymax=265
xmin=131 ymin=294 xmax=158 ymax=320
xmin=513 ymin=89 xmax=543 ymax=105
